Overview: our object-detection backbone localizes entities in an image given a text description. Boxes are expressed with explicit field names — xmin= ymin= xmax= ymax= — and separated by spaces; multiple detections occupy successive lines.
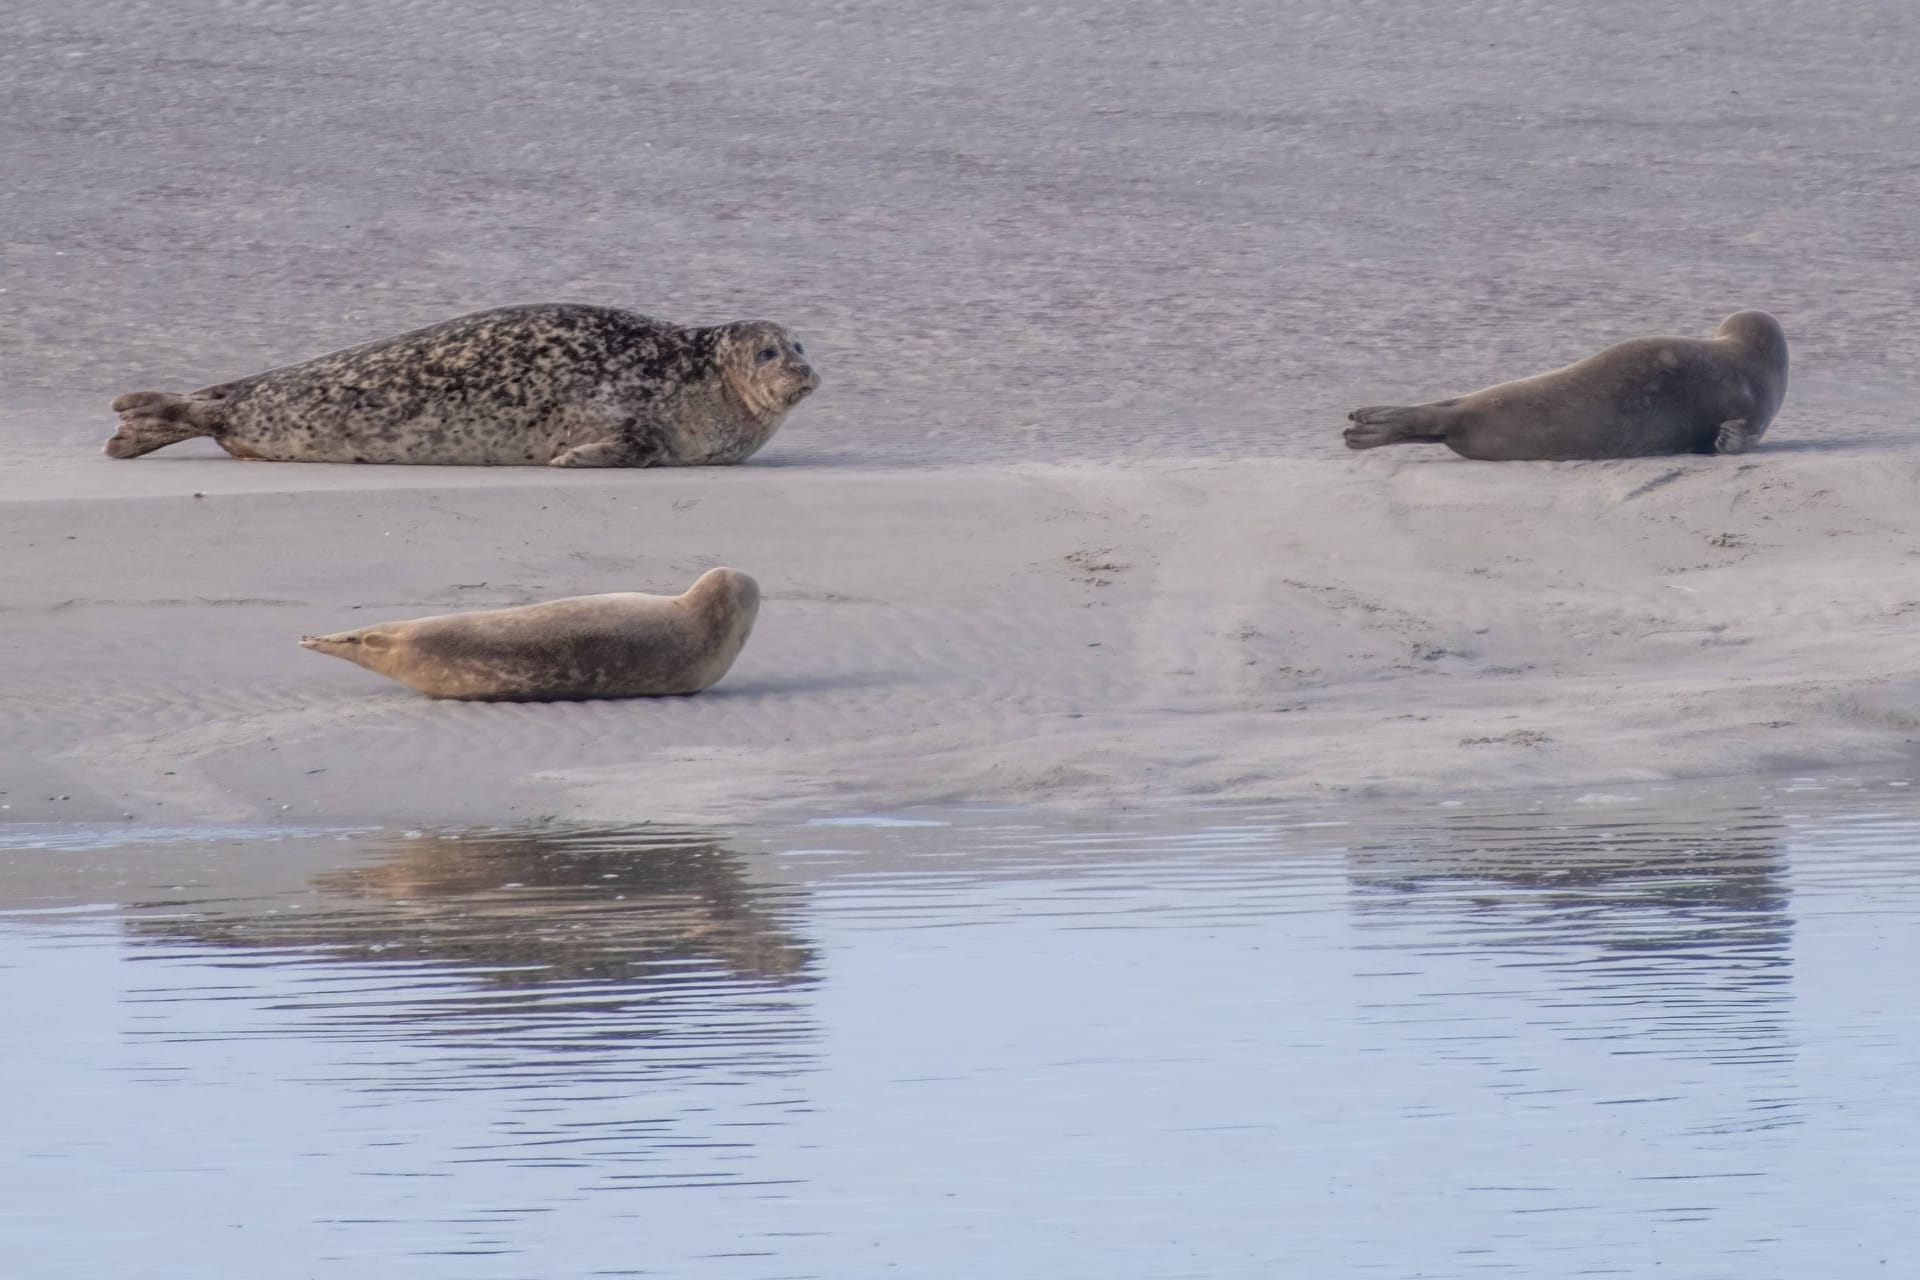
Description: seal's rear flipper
xmin=300 ymin=628 xmax=398 ymax=678
xmin=104 ymin=389 xmax=229 ymax=459
xmin=299 ymin=633 xmax=352 ymax=653
xmin=1343 ymin=405 xmax=1447 ymax=450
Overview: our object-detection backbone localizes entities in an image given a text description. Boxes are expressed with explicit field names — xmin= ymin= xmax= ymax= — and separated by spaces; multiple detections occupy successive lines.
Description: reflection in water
xmin=118 ymin=826 xmax=818 ymax=1105
xmin=1346 ymin=804 xmax=1794 ymax=1080
xmin=11 ymin=787 xmax=1920 ymax=1279
xmin=130 ymin=825 xmax=813 ymax=986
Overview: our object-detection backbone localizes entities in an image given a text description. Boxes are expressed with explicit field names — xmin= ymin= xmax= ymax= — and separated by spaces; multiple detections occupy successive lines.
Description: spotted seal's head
xmin=711 ymin=321 xmax=820 ymax=422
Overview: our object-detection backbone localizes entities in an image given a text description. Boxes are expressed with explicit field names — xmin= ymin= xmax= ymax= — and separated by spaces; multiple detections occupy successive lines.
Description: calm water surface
xmin=3 ymin=777 xmax=1919 ymax=1278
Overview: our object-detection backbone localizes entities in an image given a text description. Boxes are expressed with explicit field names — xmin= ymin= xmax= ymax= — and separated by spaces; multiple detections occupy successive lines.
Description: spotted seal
xmin=106 ymin=305 xmax=818 ymax=466
xmin=299 ymin=568 xmax=760 ymax=700
xmin=1344 ymin=311 xmax=1787 ymax=460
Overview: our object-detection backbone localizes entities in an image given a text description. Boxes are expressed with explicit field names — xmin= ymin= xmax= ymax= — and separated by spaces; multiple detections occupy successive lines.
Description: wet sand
xmin=3 ymin=0 xmax=1918 ymax=824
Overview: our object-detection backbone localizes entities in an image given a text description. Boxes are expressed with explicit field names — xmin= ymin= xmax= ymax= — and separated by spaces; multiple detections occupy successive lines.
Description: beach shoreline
xmin=7 ymin=446 xmax=1918 ymax=828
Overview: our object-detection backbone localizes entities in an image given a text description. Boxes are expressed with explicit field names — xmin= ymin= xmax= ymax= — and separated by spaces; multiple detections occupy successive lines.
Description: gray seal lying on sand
xmin=106 ymin=304 xmax=819 ymax=467
xmin=300 ymin=568 xmax=759 ymax=700
xmin=1344 ymin=311 xmax=1787 ymax=460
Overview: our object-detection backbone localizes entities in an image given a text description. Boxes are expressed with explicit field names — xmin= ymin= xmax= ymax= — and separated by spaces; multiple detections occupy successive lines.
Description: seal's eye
xmin=793 ymin=342 xmax=806 ymax=355
xmin=756 ymin=347 xmax=778 ymax=364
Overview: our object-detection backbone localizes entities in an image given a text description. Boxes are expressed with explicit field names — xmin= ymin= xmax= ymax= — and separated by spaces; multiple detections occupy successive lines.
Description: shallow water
xmin=4 ymin=777 xmax=1920 ymax=1277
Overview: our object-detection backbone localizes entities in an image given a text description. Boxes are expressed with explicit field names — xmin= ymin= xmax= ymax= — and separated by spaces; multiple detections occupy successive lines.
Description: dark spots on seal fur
xmin=108 ymin=303 xmax=816 ymax=467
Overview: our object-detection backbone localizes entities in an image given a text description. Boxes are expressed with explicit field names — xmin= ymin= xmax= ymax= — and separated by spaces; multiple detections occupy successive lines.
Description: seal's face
xmin=715 ymin=321 xmax=820 ymax=421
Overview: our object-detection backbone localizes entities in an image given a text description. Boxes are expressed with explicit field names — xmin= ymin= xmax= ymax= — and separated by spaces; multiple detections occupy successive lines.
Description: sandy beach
xmin=5 ymin=0 xmax=1918 ymax=826
xmin=6 ymin=440 xmax=1920 ymax=826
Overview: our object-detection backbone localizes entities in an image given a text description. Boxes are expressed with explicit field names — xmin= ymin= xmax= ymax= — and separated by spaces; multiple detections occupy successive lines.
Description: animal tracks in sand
xmin=1064 ymin=547 xmax=1132 ymax=586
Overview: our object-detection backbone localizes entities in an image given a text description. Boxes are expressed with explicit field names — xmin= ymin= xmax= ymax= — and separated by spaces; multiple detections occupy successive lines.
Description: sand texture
xmin=3 ymin=0 xmax=1917 ymax=823
xmin=5 ymin=449 xmax=1919 ymax=825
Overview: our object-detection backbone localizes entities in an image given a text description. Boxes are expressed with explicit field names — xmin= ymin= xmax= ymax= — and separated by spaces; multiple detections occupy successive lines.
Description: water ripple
xmin=5 ymin=777 xmax=1920 ymax=1276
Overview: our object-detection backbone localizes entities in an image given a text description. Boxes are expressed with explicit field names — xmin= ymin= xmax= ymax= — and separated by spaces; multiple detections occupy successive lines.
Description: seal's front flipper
xmin=1714 ymin=418 xmax=1754 ymax=455
xmin=1343 ymin=405 xmax=1447 ymax=450
xmin=549 ymin=440 xmax=655 ymax=468
xmin=104 ymin=389 xmax=228 ymax=459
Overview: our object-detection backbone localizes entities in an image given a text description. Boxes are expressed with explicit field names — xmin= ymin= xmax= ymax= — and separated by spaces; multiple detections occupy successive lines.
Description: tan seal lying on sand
xmin=1344 ymin=311 xmax=1787 ymax=460
xmin=106 ymin=304 xmax=819 ymax=467
xmin=300 ymin=568 xmax=760 ymax=700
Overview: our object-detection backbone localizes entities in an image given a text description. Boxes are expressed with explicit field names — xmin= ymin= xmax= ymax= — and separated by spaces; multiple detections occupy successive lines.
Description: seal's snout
xmin=789 ymin=364 xmax=820 ymax=404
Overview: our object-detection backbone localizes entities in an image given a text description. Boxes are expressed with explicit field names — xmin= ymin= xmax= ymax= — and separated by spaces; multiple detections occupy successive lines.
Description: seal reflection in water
xmin=128 ymin=826 xmax=813 ymax=987
xmin=1344 ymin=803 xmax=1791 ymax=1063
xmin=1345 ymin=310 xmax=1787 ymax=460
xmin=106 ymin=303 xmax=819 ymax=467
xmin=300 ymin=567 xmax=759 ymax=701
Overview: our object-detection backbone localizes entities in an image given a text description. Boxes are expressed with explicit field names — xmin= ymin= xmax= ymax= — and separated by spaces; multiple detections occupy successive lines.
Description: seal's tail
xmin=104 ymin=388 xmax=230 ymax=459
xmin=1343 ymin=404 xmax=1447 ymax=450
